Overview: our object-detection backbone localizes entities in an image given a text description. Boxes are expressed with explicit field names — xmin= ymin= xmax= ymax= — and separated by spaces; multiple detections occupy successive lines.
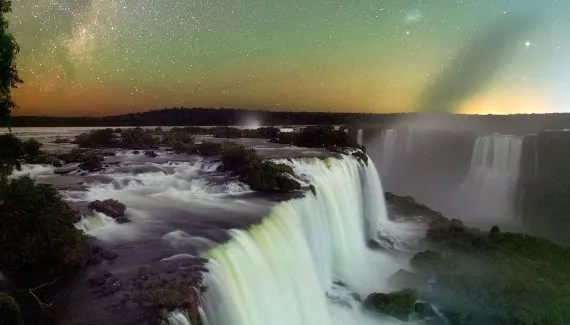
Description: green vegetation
xmin=195 ymin=141 xmax=222 ymax=156
xmin=0 ymin=293 xmax=23 ymax=325
xmin=0 ymin=133 xmax=22 ymax=175
xmin=0 ymin=176 xmax=89 ymax=277
xmin=364 ymin=289 xmax=417 ymax=321
xmin=0 ymin=0 xmax=22 ymax=129
xmin=274 ymin=125 xmax=360 ymax=149
xmin=385 ymin=192 xmax=446 ymax=221
xmin=220 ymin=143 xmax=301 ymax=192
xmin=74 ymin=127 xmax=160 ymax=149
xmin=410 ymin=217 xmax=570 ymax=325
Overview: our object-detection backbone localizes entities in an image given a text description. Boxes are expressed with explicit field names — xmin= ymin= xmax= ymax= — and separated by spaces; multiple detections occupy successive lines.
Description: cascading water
xmin=357 ymin=129 xmax=364 ymax=146
xmin=75 ymin=212 xmax=116 ymax=233
xmin=377 ymin=129 xmax=397 ymax=175
xmin=197 ymin=156 xmax=421 ymax=325
xmin=458 ymin=134 xmax=522 ymax=224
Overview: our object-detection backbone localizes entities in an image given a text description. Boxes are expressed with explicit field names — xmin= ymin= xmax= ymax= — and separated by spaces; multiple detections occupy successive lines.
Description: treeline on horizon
xmin=9 ymin=107 xmax=570 ymax=133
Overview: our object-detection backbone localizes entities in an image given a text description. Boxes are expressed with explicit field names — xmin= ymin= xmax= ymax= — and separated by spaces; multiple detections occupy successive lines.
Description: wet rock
xmin=54 ymin=164 xmax=79 ymax=175
xmin=31 ymin=153 xmax=63 ymax=167
xmin=364 ymin=289 xmax=417 ymax=321
xmin=89 ymin=272 xmax=111 ymax=287
xmin=99 ymin=278 xmax=122 ymax=297
xmin=415 ymin=302 xmax=437 ymax=318
xmin=133 ymin=150 xmax=140 ymax=154
xmin=79 ymin=154 xmax=104 ymax=172
xmin=101 ymin=151 xmax=116 ymax=157
xmin=101 ymin=249 xmax=118 ymax=261
xmin=144 ymin=150 xmax=158 ymax=158
xmin=88 ymin=199 xmax=128 ymax=222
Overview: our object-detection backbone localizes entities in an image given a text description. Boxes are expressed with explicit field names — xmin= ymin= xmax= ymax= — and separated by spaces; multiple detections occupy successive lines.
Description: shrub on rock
xmin=212 ymin=127 xmax=242 ymax=138
xmin=74 ymin=128 xmax=117 ymax=148
xmin=364 ymin=289 xmax=417 ymax=321
xmin=88 ymin=199 xmax=128 ymax=223
xmin=410 ymin=250 xmax=447 ymax=272
xmin=196 ymin=142 xmax=222 ymax=156
xmin=121 ymin=127 xmax=158 ymax=149
xmin=220 ymin=143 xmax=301 ymax=192
xmin=21 ymin=138 xmax=41 ymax=159
xmin=79 ymin=154 xmax=103 ymax=172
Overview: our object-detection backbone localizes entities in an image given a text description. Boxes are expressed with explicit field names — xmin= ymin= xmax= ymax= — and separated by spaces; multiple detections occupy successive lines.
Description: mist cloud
xmin=416 ymin=13 xmax=540 ymax=113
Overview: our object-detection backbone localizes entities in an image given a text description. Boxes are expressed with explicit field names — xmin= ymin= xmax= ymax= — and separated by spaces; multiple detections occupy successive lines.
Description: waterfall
xmin=199 ymin=156 xmax=418 ymax=325
xmin=168 ymin=311 xmax=192 ymax=325
xmin=75 ymin=212 xmax=116 ymax=233
xmin=357 ymin=129 xmax=364 ymax=146
xmin=378 ymin=129 xmax=397 ymax=174
xmin=458 ymin=134 xmax=522 ymax=224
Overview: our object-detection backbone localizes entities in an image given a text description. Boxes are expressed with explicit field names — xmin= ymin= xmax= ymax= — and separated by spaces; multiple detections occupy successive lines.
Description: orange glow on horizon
xmin=458 ymin=91 xmax=553 ymax=115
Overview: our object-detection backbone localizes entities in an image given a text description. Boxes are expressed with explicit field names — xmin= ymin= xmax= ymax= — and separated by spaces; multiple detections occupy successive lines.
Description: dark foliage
xmin=242 ymin=127 xmax=280 ymax=139
xmin=121 ymin=127 xmax=159 ymax=149
xmin=364 ymin=289 xmax=417 ymax=321
xmin=220 ymin=143 xmax=301 ymax=192
xmin=74 ymin=127 xmax=159 ymax=149
xmin=57 ymin=148 xmax=88 ymax=164
xmin=0 ymin=176 xmax=89 ymax=277
xmin=211 ymin=126 xmax=242 ymax=138
xmin=410 ymin=218 xmax=570 ymax=325
xmin=74 ymin=128 xmax=118 ymax=148
xmin=0 ymin=0 xmax=22 ymax=127
xmin=0 ymin=133 xmax=21 ymax=175
xmin=384 ymin=192 xmax=447 ymax=221
xmin=9 ymin=107 xmax=398 ymax=128
xmin=0 ymin=293 xmax=22 ymax=325
xmin=161 ymin=128 xmax=195 ymax=150
xmin=274 ymin=125 xmax=360 ymax=149
xmin=21 ymin=138 xmax=41 ymax=158
xmin=79 ymin=154 xmax=103 ymax=172
xmin=195 ymin=141 xmax=222 ymax=156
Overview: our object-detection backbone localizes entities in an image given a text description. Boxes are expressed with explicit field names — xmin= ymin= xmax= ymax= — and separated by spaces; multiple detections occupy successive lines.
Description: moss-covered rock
xmin=132 ymin=268 xmax=203 ymax=324
xmin=0 ymin=293 xmax=23 ymax=325
xmin=364 ymin=289 xmax=417 ymax=321
xmin=220 ymin=143 xmax=301 ymax=192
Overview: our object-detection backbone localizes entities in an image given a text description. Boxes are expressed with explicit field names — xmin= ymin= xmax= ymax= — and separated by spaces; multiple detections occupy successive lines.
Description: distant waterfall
xmin=199 ymin=156 xmax=416 ymax=325
xmin=357 ymin=129 xmax=364 ymax=146
xmin=459 ymin=134 xmax=522 ymax=224
xmin=378 ymin=129 xmax=398 ymax=174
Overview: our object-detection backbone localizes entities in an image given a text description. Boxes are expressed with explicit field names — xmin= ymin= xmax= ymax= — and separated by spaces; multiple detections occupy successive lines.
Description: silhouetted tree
xmin=0 ymin=0 xmax=22 ymax=130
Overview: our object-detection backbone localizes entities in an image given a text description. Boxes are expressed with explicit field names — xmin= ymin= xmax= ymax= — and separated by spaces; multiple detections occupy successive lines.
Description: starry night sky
xmin=8 ymin=0 xmax=570 ymax=116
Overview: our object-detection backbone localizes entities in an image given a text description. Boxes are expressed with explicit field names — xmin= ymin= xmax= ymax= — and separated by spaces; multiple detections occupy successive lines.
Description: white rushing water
xmin=198 ymin=156 xmax=422 ymax=325
xmin=458 ymin=134 xmax=522 ymax=224
xmin=75 ymin=212 xmax=117 ymax=233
